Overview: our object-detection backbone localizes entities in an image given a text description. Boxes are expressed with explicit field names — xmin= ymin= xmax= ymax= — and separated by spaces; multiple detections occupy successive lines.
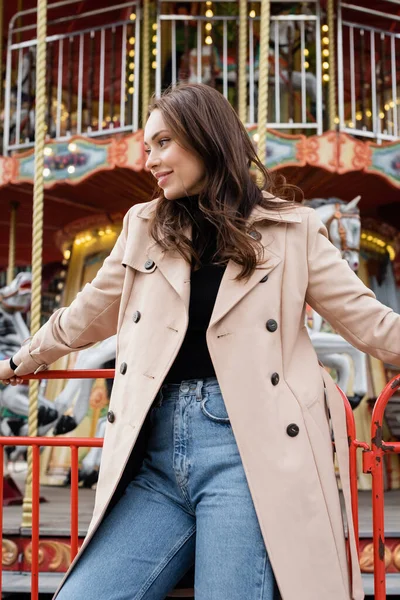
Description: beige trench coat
xmin=14 ymin=193 xmax=400 ymax=600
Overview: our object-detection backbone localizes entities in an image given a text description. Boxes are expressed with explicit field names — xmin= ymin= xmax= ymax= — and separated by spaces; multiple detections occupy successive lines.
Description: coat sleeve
xmin=305 ymin=208 xmax=400 ymax=367
xmin=12 ymin=209 xmax=131 ymax=376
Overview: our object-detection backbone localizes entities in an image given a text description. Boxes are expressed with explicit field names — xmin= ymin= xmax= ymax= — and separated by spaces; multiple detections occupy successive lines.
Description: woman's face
xmin=144 ymin=109 xmax=206 ymax=200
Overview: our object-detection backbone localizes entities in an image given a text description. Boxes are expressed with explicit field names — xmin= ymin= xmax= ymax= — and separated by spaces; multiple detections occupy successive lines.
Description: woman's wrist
xmin=9 ymin=356 xmax=18 ymax=371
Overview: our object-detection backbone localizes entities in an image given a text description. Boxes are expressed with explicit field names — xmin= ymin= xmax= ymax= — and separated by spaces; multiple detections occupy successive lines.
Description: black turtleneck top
xmin=164 ymin=196 xmax=227 ymax=384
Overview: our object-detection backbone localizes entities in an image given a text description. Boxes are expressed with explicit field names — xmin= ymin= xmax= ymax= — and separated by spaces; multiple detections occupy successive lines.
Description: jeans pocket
xmin=200 ymin=392 xmax=230 ymax=424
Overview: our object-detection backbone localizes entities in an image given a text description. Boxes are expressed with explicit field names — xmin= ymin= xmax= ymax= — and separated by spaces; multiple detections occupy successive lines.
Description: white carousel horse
xmin=305 ymin=196 xmax=368 ymax=408
xmin=51 ymin=335 xmax=116 ymax=486
xmin=0 ymin=273 xmax=58 ymax=439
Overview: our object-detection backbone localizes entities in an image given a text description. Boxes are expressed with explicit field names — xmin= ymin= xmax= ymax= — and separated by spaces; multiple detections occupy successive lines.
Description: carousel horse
xmin=305 ymin=196 xmax=368 ymax=408
xmin=187 ymin=17 xmax=317 ymax=104
xmin=0 ymin=272 xmax=58 ymax=458
xmin=51 ymin=335 xmax=116 ymax=487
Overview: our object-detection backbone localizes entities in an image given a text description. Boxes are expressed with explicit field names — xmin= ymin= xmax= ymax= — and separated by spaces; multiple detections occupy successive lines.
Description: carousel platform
xmin=2 ymin=469 xmax=400 ymax=595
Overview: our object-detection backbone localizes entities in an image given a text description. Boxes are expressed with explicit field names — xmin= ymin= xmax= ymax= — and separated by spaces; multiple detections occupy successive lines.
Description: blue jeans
xmin=57 ymin=378 xmax=276 ymax=599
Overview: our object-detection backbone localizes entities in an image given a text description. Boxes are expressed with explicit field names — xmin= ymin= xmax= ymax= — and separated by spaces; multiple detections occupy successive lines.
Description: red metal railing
xmin=0 ymin=369 xmax=108 ymax=599
xmin=0 ymin=369 xmax=399 ymax=599
xmin=362 ymin=375 xmax=400 ymax=600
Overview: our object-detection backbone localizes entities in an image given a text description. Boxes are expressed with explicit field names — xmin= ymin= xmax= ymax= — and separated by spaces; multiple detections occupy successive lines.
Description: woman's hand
xmin=0 ymin=359 xmax=23 ymax=386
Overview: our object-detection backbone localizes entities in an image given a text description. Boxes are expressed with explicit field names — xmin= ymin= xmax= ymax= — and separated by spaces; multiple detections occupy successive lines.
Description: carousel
xmin=0 ymin=0 xmax=399 ymax=594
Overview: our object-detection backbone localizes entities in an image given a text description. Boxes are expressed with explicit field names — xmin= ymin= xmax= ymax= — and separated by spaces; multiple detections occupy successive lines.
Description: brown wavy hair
xmin=147 ymin=82 xmax=298 ymax=280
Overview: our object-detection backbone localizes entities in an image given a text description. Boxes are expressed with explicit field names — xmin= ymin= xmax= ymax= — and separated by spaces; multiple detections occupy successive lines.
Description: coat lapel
xmin=134 ymin=196 xmax=302 ymax=324
xmin=208 ymin=229 xmax=281 ymax=328
xmin=146 ymin=238 xmax=191 ymax=312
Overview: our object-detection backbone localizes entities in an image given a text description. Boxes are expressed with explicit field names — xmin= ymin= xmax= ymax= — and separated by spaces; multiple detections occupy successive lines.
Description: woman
xmin=2 ymin=83 xmax=399 ymax=600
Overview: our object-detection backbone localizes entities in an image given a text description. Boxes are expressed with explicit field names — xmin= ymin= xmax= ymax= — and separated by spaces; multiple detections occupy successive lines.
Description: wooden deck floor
xmin=3 ymin=470 xmax=400 ymax=596
xmin=4 ymin=468 xmax=400 ymax=537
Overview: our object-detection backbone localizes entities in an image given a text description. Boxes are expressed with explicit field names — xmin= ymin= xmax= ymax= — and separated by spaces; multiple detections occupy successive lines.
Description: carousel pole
xmin=238 ymin=0 xmax=247 ymax=124
xmin=21 ymin=0 xmax=47 ymax=529
xmin=256 ymin=0 xmax=271 ymax=168
xmin=141 ymin=0 xmax=150 ymax=126
xmin=327 ymin=0 xmax=336 ymax=129
xmin=7 ymin=202 xmax=19 ymax=285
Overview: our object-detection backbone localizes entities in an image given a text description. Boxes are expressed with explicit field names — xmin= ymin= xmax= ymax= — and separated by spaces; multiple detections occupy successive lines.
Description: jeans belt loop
xmin=195 ymin=380 xmax=203 ymax=402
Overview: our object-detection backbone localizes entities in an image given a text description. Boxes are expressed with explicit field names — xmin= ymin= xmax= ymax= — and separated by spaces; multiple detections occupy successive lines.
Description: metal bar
xmin=155 ymin=0 xmax=161 ymax=97
xmin=99 ymin=28 xmax=105 ymax=131
xmin=87 ymin=31 xmax=94 ymax=130
xmin=10 ymin=18 xmax=134 ymax=50
xmin=300 ymin=19 xmax=306 ymax=124
xmin=110 ymin=27 xmax=116 ymax=123
xmin=360 ymin=30 xmax=366 ymax=128
xmin=341 ymin=387 xmax=363 ymax=556
xmin=133 ymin=6 xmax=140 ymax=131
xmin=21 ymin=368 xmax=115 ymax=380
xmin=131 ymin=25 xmax=136 ymax=129
xmin=3 ymin=37 xmax=12 ymax=155
xmin=391 ymin=35 xmax=398 ymax=138
xmin=77 ymin=33 xmax=84 ymax=134
xmin=263 ymin=122 xmax=319 ymax=129
xmin=349 ymin=26 xmax=356 ymax=127
xmin=340 ymin=126 xmax=398 ymax=141
xmin=70 ymin=445 xmax=79 ymax=561
xmin=31 ymin=444 xmax=40 ymax=600
xmin=370 ymin=30 xmax=378 ymax=139
xmin=56 ymin=38 xmax=63 ymax=138
xmin=314 ymin=1 xmax=323 ymax=134
xmin=337 ymin=2 xmax=345 ymax=130
xmin=67 ymin=37 xmax=73 ymax=133
xmin=46 ymin=43 xmax=54 ymax=137
xmin=249 ymin=17 xmax=255 ymax=125
xmin=15 ymin=48 xmax=23 ymax=146
xmin=223 ymin=19 xmax=228 ymax=99
xmin=274 ymin=20 xmax=280 ymax=124
xmin=171 ymin=19 xmax=177 ymax=85
xmin=0 ymin=435 xmax=104 ymax=447
xmin=120 ymin=24 xmax=127 ymax=128
xmin=197 ymin=20 xmax=202 ymax=83
xmin=340 ymin=3 xmax=400 ymax=23
xmin=6 ymin=123 xmax=148 ymax=150
xmin=379 ymin=32 xmax=386 ymax=137
xmin=13 ymin=2 xmax=138 ymax=35
xmin=368 ymin=383 xmax=400 ymax=599
xmin=7 ymin=201 xmax=18 ymax=285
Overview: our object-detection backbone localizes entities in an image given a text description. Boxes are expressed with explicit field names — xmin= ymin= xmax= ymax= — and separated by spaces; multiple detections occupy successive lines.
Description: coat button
xmin=107 ymin=410 xmax=115 ymax=424
xmin=120 ymin=362 xmax=128 ymax=375
xmin=260 ymin=274 xmax=269 ymax=283
xmin=271 ymin=372 xmax=280 ymax=386
xmin=144 ymin=259 xmax=155 ymax=270
xmin=286 ymin=423 xmax=299 ymax=437
xmin=266 ymin=319 xmax=278 ymax=332
xmin=132 ymin=310 xmax=141 ymax=323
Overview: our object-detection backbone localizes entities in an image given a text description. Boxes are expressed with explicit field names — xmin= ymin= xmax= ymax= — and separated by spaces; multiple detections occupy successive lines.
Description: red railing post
xmin=31 ymin=444 xmax=40 ymax=600
xmin=368 ymin=376 xmax=400 ymax=600
xmin=70 ymin=445 xmax=79 ymax=561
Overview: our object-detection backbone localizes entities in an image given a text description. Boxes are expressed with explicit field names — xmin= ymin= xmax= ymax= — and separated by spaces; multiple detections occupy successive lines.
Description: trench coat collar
xmin=133 ymin=193 xmax=302 ymax=326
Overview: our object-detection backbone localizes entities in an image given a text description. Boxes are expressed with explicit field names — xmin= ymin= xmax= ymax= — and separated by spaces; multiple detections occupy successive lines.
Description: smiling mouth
xmin=158 ymin=173 xmax=172 ymax=185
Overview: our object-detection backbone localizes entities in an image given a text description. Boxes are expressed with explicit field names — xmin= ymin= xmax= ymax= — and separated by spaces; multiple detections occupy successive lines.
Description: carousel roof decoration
xmin=0 ymin=131 xmax=147 ymax=189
